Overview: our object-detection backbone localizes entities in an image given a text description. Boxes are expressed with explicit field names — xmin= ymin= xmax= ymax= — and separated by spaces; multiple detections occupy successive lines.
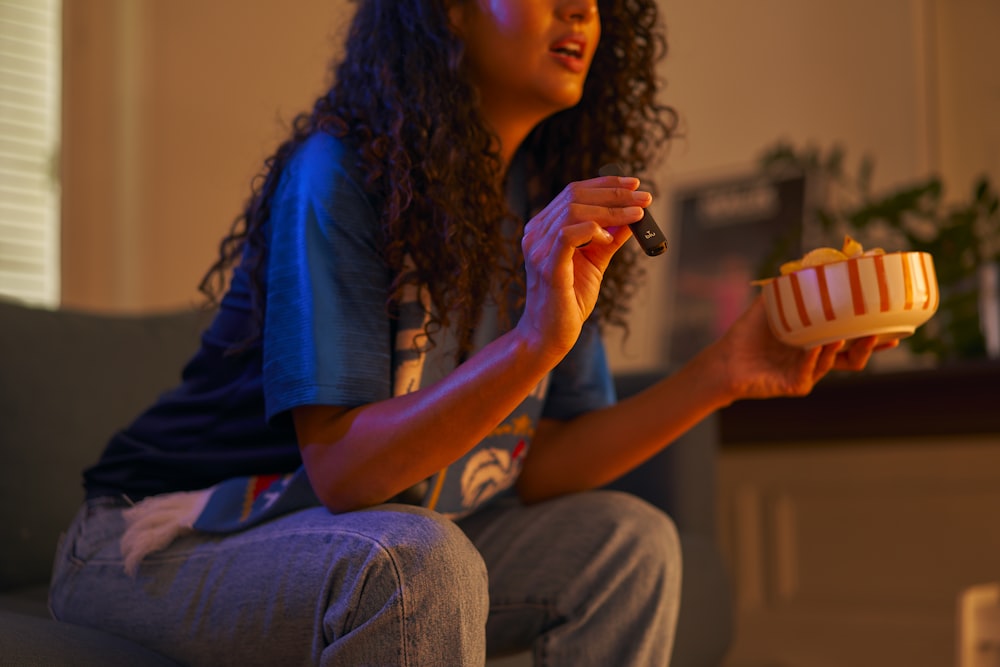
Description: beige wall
xmin=932 ymin=0 xmax=1000 ymax=200
xmin=60 ymin=0 xmax=999 ymax=371
xmin=61 ymin=0 xmax=351 ymax=312
xmin=610 ymin=0 xmax=1000 ymax=371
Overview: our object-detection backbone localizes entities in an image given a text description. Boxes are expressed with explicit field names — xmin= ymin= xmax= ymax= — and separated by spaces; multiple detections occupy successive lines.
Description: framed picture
xmin=668 ymin=173 xmax=806 ymax=365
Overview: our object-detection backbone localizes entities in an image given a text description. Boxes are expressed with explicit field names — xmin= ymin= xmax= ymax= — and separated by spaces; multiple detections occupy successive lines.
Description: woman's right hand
xmin=516 ymin=175 xmax=648 ymax=361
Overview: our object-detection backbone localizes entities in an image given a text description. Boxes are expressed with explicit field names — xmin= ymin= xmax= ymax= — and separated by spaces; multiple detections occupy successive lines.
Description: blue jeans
xmin=50 ymin=490 xmax=681 ymax=666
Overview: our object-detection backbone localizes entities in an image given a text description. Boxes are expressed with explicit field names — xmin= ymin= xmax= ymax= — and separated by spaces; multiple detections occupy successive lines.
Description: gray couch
xmin=0 ymin=298 xmax=732 ymax=666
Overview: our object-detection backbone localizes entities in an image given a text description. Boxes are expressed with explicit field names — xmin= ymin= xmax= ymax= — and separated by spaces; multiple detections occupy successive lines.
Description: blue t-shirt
xmin=84 ymin=132 xmax=614 ymax=517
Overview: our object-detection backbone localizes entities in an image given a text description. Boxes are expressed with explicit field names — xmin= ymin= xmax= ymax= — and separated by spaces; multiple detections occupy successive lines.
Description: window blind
xmin=0 ymin=0 xmax=60 ymax=306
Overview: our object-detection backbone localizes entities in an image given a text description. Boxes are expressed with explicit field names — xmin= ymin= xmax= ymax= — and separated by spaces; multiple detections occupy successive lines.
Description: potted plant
xmin=757 ymin=141 xmax=999 ymax=363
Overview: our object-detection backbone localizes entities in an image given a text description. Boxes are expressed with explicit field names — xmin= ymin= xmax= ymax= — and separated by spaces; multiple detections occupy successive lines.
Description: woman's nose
xmin=558 ymin=0 xmax=598 ymax=23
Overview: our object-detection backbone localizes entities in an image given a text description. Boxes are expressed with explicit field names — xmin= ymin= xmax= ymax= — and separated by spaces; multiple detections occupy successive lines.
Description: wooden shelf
xmin=719 ymin=359 xmax=1000 ymax=443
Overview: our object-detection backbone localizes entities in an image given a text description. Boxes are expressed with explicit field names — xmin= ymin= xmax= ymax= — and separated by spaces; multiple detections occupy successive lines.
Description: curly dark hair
xmin=199 ymin=0 xmax=678 ymax=357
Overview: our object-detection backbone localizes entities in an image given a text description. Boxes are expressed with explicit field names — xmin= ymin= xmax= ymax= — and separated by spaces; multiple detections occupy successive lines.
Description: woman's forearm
xmin=294 ymin=325 xmax=562 ymax=513
xmin=516 ymin=348 xmax=736 ymax=504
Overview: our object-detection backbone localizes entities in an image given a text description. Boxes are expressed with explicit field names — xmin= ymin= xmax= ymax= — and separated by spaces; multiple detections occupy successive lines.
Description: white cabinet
xmin=716 ymin=364 xmax=1000 ymax=667
xmin=718 ymin=437 xmax=1000 ymax=667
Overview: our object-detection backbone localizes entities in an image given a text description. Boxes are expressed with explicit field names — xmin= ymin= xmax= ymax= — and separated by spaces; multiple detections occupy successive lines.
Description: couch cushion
xmin=0 ymin=610 xmax=181 ymax=667
xmin=0 ymin=585 xmax=49 ymax=617
xmin=0 ymin=299 xmax=206 ymax=590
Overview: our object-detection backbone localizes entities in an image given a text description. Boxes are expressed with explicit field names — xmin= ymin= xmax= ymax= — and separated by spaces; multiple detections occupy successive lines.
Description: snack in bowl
xmin=755 ymin=236 xmax=939 ymax=348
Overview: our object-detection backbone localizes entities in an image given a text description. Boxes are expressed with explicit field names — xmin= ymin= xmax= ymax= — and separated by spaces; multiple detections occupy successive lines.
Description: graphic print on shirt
xmin=426 ymin=374 xmax=548 ymax=518
xmin=388 ymin=276 xmax=555 ymax=518
xmin=460 ymin=440 xmax=527 ymax=509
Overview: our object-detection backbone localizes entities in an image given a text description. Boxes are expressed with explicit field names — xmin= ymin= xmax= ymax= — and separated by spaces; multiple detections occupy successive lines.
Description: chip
xmin=755 ymin=235 xmax=886 ymax=285
xmin=842 ymin=235 xmax=864 ymax=259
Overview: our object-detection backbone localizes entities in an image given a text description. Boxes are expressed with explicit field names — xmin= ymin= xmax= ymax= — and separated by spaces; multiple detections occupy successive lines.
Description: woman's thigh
xmin=51 ymin=497 xmax=488 ymax=667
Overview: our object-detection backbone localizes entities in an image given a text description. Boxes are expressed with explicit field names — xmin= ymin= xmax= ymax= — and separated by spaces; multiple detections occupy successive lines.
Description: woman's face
xmin=451 ymin=0 xmax=601 ymax=121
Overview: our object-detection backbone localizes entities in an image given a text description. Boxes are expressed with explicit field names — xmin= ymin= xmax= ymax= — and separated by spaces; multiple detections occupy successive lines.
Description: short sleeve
xmin=541 ymin=319 xmax=616 ymax=420
xmin=262 ymin=133 xmax=394 ymax=422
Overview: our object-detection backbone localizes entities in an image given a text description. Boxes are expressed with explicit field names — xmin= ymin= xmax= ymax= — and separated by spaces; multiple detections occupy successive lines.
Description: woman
xmin=50 ymin=1 xmax=884 ymax=665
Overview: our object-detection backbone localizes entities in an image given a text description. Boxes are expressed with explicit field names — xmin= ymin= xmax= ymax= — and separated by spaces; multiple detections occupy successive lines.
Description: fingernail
xmin=632 ymin=190 xmax=652 ymax=203
xmin=623 ymin=206 xmax=643 ymax=217
xmin=619 ymin=177 xmax=639 ymax=188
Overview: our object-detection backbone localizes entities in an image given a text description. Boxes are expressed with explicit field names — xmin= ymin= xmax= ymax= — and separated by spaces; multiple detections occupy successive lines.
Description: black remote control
xmin=598 ymin=162 xmax=667 ymax=257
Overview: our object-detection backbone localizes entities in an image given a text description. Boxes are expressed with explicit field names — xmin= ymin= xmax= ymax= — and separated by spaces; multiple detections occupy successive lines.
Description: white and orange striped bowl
xmin=759 ymin=251 xmax=939 ymax=348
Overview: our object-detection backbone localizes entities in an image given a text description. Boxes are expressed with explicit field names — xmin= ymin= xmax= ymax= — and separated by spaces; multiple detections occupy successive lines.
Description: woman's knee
xmin=577 ymin=491 xmax=683 ymax=628
xmin=317 ymin=505 xmax=488 ymax=663
xmin=613 ymin=491 xmax=679 ymax=552
xmin=569 ymin=490 xmax=682 ymax=574
xmin=334 ymin=504 xmax=489 ymax=616
xmin=386 ymin=504 xmax=488 ymax=591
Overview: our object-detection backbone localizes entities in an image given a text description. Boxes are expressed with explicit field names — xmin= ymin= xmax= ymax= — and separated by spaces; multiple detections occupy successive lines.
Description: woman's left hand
xmin=710 ymin=297 xmax=897 ymax=402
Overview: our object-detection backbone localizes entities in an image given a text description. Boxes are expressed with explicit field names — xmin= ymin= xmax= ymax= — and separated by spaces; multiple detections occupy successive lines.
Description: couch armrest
xmin=607 ymin=371 xmax=721 ymax=539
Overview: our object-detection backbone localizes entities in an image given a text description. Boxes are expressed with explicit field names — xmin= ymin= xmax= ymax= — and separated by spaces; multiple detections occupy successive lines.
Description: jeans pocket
xmin=61 ymin=498 xmax=129 ymax=566
xmin=50 ymin=498 xmax=130 ymax=620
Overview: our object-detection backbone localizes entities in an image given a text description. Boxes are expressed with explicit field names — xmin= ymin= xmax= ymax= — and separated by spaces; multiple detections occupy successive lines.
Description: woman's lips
xmin=549 ymin=36 xmax=586 ymax=73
